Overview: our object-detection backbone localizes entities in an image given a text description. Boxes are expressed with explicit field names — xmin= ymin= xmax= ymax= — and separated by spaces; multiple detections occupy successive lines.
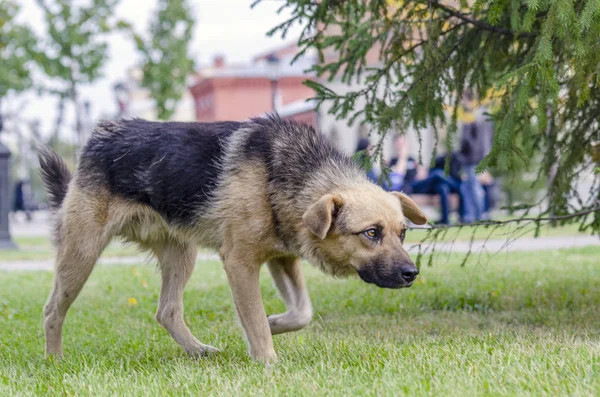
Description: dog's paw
xmin=184 ymin=342 xmax=220 ymax=358
xmin=268 ymin=309 xmax=312 ymax=335
xmin=267 ymin=313 xmax=290 ymax=335
xmin=45 ymin=351 xmax=64 ymax=361
xmin=251 ymin=350 xmax=278 ymax=366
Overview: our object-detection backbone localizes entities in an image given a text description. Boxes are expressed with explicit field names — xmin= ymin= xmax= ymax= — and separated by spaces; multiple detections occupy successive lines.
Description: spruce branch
xmin=430 ymin=1 xmax=537 ymax=39
xmin=419 ymin=207 xmax=600 ymax=230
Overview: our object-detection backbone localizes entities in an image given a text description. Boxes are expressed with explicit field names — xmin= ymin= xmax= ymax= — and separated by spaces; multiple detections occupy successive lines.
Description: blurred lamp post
xmin=266 ymin=54 xmax=280 ymax=112
xmin=113 ymin=83 xmax=129 ymax=118
xmin=0 ymin=97 xmax=17 ymax=249
xmin=83 ymin=100 xmax=92 ymax=144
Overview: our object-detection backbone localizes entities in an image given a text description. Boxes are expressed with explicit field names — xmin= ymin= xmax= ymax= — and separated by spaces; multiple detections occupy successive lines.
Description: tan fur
xmin=44 ymin=186 xmax=112 ymax=357
xmin=391 ymin=192 xmax=428 ymax=226
xmin=293 ymin=182 xmax=424 ymax=278
xmin=302 ymin=194 xmax=344 ymax=239
xmin=154 ymin=241 xmax=218 ymax=356
xmin=44 ymin=147 xmax=427 ymax=364
xmin=267 ymin=257 xmax=312 ymax=335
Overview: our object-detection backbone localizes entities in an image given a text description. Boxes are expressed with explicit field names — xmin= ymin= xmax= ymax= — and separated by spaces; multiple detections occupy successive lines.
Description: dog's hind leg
xmin=267 ymin=256 xmax=313 ymax=335
xmin=44 ymin=194 xmax=110 ymax=358
xmin=154 ymin=241 xmax=219 ymax=357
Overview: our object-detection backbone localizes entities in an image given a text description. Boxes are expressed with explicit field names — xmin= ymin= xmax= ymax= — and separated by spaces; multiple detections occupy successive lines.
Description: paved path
xmin=1 ymin=235 xmax=597 ymax=272
xmin=405 ymin=235 xmax=600 ymax=254
xmin=9 ymin=211 xmax=52 ymax=237
xmin=0 ymin=253 xmax=221 ymax=272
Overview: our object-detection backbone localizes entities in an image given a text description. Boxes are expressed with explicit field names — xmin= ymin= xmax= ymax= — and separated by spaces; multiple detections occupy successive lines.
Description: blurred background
xmin=0 ymin=0 xmax=597 ymax=248
xmin=1 ymin=0 xmax=314 ymax=244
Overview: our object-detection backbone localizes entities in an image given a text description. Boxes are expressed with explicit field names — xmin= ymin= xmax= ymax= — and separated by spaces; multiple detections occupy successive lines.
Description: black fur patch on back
xmin=79 ymin=119 xmax=240 ymax=225
xmin=243 ymin=116 xmax=357 ymax=194
xmin=240 ymin=116 xmax=362 ymax=246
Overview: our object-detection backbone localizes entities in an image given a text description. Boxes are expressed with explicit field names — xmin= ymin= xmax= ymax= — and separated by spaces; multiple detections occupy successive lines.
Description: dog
xmin=38 ymin=116 xmax=427 ymax=363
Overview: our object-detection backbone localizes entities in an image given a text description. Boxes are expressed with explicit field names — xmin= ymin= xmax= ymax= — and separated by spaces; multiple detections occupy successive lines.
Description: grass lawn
xmin=1 ymin=246 xmax=599 ymax=395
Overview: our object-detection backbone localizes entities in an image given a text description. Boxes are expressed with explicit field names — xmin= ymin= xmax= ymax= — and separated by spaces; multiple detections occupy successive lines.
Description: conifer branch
xmin=418 ymin=207 xmax=600 ymax=230
xmin=430 ymin=1 xmax=537 ymax=39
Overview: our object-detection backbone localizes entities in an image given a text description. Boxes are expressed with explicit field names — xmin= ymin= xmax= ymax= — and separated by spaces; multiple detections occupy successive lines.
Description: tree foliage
xmin=32 ymin=0 xmax=123 ymax=150
xmin=0 ymin=1 xmax=37 ymax=97
xmin=132 ymin=0 xmax=195 ymax=120
xmin=258 ymin=0 xmax=600 ymax=232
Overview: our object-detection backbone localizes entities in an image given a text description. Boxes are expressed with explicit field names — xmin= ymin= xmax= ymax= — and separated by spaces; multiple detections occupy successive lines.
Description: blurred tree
xmin=32 ymin=0 xmax=125 ymax=157
xmin=132 ymin=0 xmax=195 ymax=120
xmin=0 ymin=1 xmax=37 ymax=248
xmin=258 ymin=0 xmax=600 ymax=233
xmin=0 ymin=1 xmax=36 ymax=99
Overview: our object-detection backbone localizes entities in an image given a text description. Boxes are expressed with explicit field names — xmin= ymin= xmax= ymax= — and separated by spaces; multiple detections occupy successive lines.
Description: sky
xmin=9 ymin=0 xmax=302 ymax=140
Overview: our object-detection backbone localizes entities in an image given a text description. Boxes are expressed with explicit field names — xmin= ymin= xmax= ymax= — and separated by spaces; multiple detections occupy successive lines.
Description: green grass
xmin=1 ymin=246 xmax=599 ymax=396
xmin=13 ymin=236 xmax=53 ymax=248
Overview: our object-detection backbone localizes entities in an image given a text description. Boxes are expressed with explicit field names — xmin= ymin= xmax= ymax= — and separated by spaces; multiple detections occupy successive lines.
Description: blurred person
xmin=387 ymin=135 xmax=463 ymax=225
xmin=458 ymin=88 xmax=490 ymax=223
xmin=354 ymin=137 xmax=378 ymax=183
xmin=411 ymin=152 xmax=464 ymax=225
xmin=478 ymin=170 xmax=499 ymax=220
xmin=433 ymin=152 xmax=472 ymax=222
xmin=383 ymin=134 xmax=414 ymax=192
xmin=475 ymin=94 xmax=498 ymax=220
xmin=12 ymin=179 xmax=33 ymax=222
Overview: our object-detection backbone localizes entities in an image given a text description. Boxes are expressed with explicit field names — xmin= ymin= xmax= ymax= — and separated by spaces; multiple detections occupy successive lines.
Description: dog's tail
xmin=37 ymin=146 xmax=72 ymax=211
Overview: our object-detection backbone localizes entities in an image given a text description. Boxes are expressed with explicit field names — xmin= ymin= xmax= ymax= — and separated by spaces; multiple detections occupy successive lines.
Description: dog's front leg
xmin=223 ymin=254 xmax=276 ymax=364
xmin=267 ymin=256 xmax=313 ymax=334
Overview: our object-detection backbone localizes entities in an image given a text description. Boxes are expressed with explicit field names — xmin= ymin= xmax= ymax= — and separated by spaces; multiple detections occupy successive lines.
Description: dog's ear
xmin=302 ymin=194 xmax=344 ymax=239
xmin=391 ymin=192 xmax=428 ymax=225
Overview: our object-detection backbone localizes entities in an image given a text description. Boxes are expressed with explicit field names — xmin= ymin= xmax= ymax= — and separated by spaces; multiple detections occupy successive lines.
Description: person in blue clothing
xmin=415 ymin=153 xmax=465 ymax=224
xmin=355 ymin=135 xmax=413 ymax=192
xmin=380 ymin=134 xmax=411 ymax=191
xmin=355 ymin=135 xmax=412 ymax=191
xmin=387 ymin=135 xmax=465 ymax=225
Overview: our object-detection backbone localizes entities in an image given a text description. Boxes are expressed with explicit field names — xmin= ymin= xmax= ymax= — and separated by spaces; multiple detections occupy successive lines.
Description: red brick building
xmin=188 ymin=44 xmax=316 ymax=122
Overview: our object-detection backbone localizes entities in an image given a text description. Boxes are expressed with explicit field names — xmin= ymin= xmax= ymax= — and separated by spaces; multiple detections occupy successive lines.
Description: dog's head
xmin=302 ymin=185 xmax=427 ymax=288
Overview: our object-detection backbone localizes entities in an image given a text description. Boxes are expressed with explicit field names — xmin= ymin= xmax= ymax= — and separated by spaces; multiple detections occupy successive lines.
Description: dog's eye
xmin=399 ymin=229 xmax=406 ymax=242
xmin=363 ymin=228 xmax=381 ymax=240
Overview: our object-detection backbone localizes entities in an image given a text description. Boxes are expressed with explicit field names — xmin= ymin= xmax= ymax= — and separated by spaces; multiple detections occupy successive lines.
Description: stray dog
xmin=38 ymin=116 xmax=427 ymax=363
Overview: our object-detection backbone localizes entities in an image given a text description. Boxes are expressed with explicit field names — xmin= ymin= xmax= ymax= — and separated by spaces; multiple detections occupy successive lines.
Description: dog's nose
xmin=400 ymin=265 xmax=419 ymax=283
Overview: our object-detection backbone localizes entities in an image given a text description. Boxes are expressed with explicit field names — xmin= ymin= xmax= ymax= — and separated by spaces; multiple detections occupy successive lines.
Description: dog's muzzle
xmin=357 ymin=262 xmax=419 ymax=289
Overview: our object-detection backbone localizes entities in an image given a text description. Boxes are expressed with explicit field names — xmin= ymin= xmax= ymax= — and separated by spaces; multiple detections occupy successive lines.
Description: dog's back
xmin=39 ymin=116 xmax=361 ymax=249
xmin=78 ymin=119 xmax=242 ymax=225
